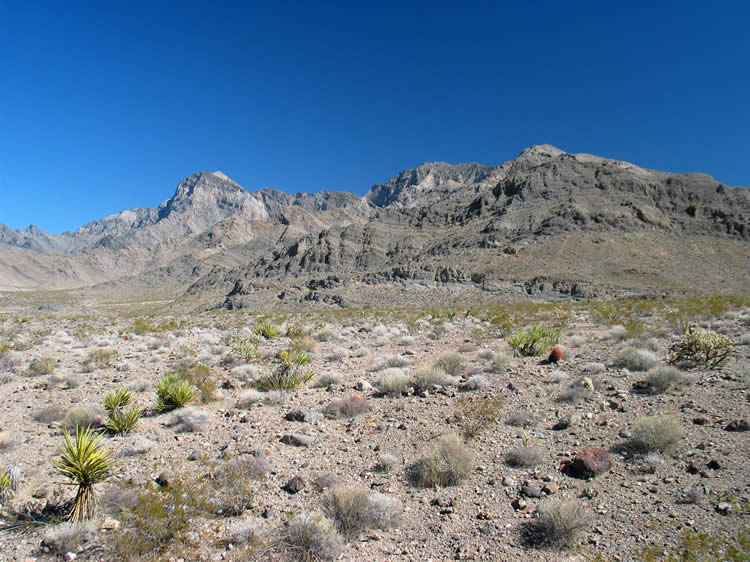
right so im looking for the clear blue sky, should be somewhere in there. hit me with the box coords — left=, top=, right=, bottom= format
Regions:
left=1, top=1, right=748, bottom=234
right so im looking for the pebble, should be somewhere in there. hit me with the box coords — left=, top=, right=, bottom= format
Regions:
left=282, top=476, right=305, bottom=494
left=280, top=433, right=314, bottom=447
left=619, top=429, right=633, bottom=439
left=521, top=485, right=542, bottom=498
left=502, top=476, right=516, bottom=487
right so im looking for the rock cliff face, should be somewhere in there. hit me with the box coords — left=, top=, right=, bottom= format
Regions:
left=1, top=147, right=748, bottom=301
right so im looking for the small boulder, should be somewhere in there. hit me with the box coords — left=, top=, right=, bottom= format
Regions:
left=285, top=409, right=305, bottom=422
left=724, top=420, right=749, bottom=432
left=564, top=447, right=613, bottom=479
left=280, top=433, right=315, bottom=447
left=282, top=476, right=306, bottom=494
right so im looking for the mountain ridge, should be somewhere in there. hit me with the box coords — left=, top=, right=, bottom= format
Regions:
left=0, top=145, right=748, bottom=301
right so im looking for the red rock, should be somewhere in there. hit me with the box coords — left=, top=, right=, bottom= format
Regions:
left=565, top=447, right=613, bottom=479
left=548, top=345, right=564, bottom=362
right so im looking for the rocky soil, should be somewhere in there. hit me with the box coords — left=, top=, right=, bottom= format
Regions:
left=0, top=295, right=748, bottom=561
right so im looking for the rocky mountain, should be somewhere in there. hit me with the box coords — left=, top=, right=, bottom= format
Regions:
left=1, top=147, right=748, bottom=305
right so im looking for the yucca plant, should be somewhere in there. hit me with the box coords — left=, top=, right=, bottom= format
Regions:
left=56, top=426, right=114, bottom=522
left=0, top=465, right=21, bottom=503
left=255, top=349, right=313, bottom=391
left=508, top=325, right=561, bottom=357
left=254, top=320, right=281, bottom=339
left=155, top=375, right=196, bottom=412
left=103, top=387, right=133, bottom=413
left=106, top=405, right=142, bottom=434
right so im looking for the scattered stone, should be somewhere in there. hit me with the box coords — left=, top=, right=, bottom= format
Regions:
left=692, top=417, right=709, bottom=425
left=542, top=483, right=559, bottom=495
left=285, top=409, right=305, bottom=422
left=502, top=476, right=516, bottom=487
left=304, top=412, right=324, bottom=423
left=282, top=476, right=305, bottom=494
left=706, top=459, right=721, bottom=470
left=521, top=485, right=542, bottom=498
left=716, top=502, right=732, bottom=514
left=280, top=434, right=314, bottom=447
left=724, top=420, right=749, bottom=432
left=553, top=413, right=582, bottom=430
left=618, top=429, right=633, bottom=439
left=262, top=506, right=275, bottom=518
left=355, top=380, right=373, bottom=391
left=99, top=517, right=120, bottom=531
left=511, top=498, right=527, bottom=511
left=564, top=448, right=613, bottom=479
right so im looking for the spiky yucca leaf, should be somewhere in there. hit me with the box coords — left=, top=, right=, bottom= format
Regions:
left=56, top=426, right=114, bottom=522
left=106, top=406, right=142, bottom=434
left=103, top=387, right=133, bottom=412
left=155, top=376, right=196, bottom=411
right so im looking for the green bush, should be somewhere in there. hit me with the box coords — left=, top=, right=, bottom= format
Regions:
left=104, top=388, right=133, bottom=413
left=508, top=325, right=561, bottom=357
left=106, top=406, right=141, bottom=435
left=669, top=325, right=734, bottom=369
left=457, top=395, right=504, bottom=439
left=432, top=353, right=466, bottom=375
left=645, top=365, right=685, bottom=394
left=169, top=362, right=217, bottom=403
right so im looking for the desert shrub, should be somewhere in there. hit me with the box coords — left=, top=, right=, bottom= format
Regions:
left=0, top=350, right=23, bottom=371
left=254, top=320, right=280, bottom=339
left=104, top=388, right=134, bottom=413
left=614, top=347, right=660, bottom=371
left=0, top=464, right=21, bottom=502
left=42, top=521, right=98, bottom=554
left=582, top=362, right=605, bottom=376
left=292, top=336, right=319, bottom=353
left=477, top=350, right=495, bottom=361
left=668, top=325, right=735, bottom=369
left=489, top=353, right=511, bottom=374
left=460, top=374, right=489, bottom=391
left=376, top=369, right=410, bottom=397
left=645, top=365, right=685, bottom=394
left=82, top=348, right=117, bottom=371
left=313, top=372, right=343, bottom=389
left=523, top=499, right=590, bottom=549
left=411, top=434, right=473, bottom=487
left=236, top=389, right=286, bottom=408
left=432, top=353, right=466, bottom=375
left=324, top=348, right=346, bottom=362
left=33, top=404, right=67, bottom=424
left=313, top=327, right=337, bottom=342
left=506, top=446, right=545, bottom=468
left=457, top=395, right=504, bottom=439
left=545, top=369, right=569, bottom=384
left=508, top=325, right=561, bottom=357
left=281, top=512, right=344, bottom=561
left=106, top=406, right=142, bottom=435
left=228, top=333, right=262, bottom=361
left=373, top=354, right=411, bottom=371
left=112, top=477, right=211, bottom=559
left=155, top=375, right=196, bottom=412
left=63, top=405, right=104, bottom=431
left=207, top=455, right=268, bottom=516
left=64, top=375, right=80, bottom=389
left=256, top=349, right=313, bottom=391
left=506, top=410, right=540, bottom=428
left=26, top=356, right=56, bottom=376
left=375, top=453, right=398, bottom=473
left=322, top=485, right=400, bottom=540
left=557, top=381, right=592, bottom=404
left=411, top=368, right=457, bottom=392
left=324, top=395, right=369, bottom=419
left=120, top=436, right=156, bottom=457
left=631, top=414, right=681, bottom=453
left=567, top=334, right=587, bottom=348
left=398, top=335, right=415, bottom=346
left=128, top=379, right=151, bottom=393
left=169, top=407, right=209, bottom=432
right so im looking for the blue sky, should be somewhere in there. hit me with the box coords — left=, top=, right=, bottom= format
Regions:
left=1, top=1, right=748, bottom=234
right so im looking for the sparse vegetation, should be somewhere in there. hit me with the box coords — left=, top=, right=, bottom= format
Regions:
left=645, top=365, right=685, bottom=394
left=433, top=353, right=466, bottom=375
left=508, top=325, right=561, bottom=357
left=228, top=333, right=262, bottom=361
left=506, top=445, right=544, bottom=468
left=324, top=395, right=369, bottom=418
left=614, top=347, right=660, bottom=371
left=155, top=375, right=196, bottom=412
left=26, top=356, right=56, bottom=376
left=523, top=498, right=590, bottom=549
left=457, top=395, right=505, bottom=439
left=631, top=414, right=682, bottom=453
left=377, top=369, right=410, bottom=397
left=106, top=406, right=141, bottom=434
left=281, top=512, right=344, bottom=561
left=256, top=349, right=314, bottom=391
left=669, top=325, right=735, bottom=369
left=56, top=426, right=114, bottom=522
left=254, top=320, right=281, bottom=339
left=322, top=485, right=401, bottom=540
left=411, top=434, right=473, bottom=487
left=411, top=368, right=457, bottom=392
